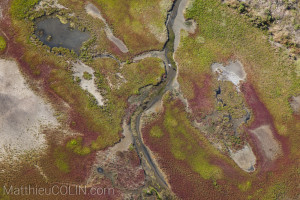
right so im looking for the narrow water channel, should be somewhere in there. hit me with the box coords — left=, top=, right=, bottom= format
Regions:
left=131, top=0, right=187, bottom=189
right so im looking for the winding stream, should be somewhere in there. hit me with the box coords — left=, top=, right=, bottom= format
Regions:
left=129, top=0, right=189, bottom=189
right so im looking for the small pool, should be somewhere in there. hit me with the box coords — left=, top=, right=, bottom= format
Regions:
left=35, top=18, right=90, bottom=54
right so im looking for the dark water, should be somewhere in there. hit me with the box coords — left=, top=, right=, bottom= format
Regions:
left=35, top=18, right=90, bottom=53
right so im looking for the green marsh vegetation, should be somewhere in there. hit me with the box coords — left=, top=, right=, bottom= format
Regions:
left=173, top=0, right=300, bottom=197
left=176, top=0, right=300, bottom=137
left=83, top=71, right=92, bottom=80
left=162, top=96, right=223, bottom=180
left=91, top=0, right=172, bottom=54
left=145, top=93, right=227, bottom=180
left=10, top=0, right=40, bottom=19
left=150, top=126, right=164, bottom=138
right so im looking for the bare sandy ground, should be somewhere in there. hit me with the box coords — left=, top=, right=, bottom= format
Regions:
left=230, top=144, right=256, bottom=172
left=290, top=95, right=300, bottom=114
left=211, top=60, right=247, bottom=91
left=0, top=59, right=58, bottom=161
left=73, top=61, right=105, bottom=106
left=250, top=125, right=282, bottom=161
left=144, top=99, right=164, bottom=116
left=85, top=3, right=129, bottom=53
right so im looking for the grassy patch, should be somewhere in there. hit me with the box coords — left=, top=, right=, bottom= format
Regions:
left=262, top=183, right=286, bottom=200
left=66, top=137, right=91, bottom=156
left=121, top=57, right=165, bottom=95
left=0, top=187, right=9, bottom=200
left=238, top=180, right=252, bottom=192
left=0, top=36, right=6, bottom=51
left=54, top=148, right=70, bottom=173
left=83, top=71, right=92, bottom=80
left=10, top=0, right=40, bottom=19
left=150, top=125, right=164, bottom=138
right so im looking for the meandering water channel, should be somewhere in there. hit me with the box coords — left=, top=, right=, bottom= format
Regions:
left=129, top=0, right=189, bottom=189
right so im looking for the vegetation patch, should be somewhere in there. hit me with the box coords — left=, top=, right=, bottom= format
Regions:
left=54, top=148, right=70, bottom=173
left=163, top=96, right=223, bottom=179
left=91, top=0, right=172, bottom=55
left=149, top=125, right=164, bottom=138
left=238, top=180, right=251, bottom=192
left=66, top=137, right=91, bottom=156
left=121, top=57, right=165, bottom=95
left=10, top=0, right=40, bottom=19
left=0, top=36, right=6, bottom=51
left=83, top=71, right=92, bottom=80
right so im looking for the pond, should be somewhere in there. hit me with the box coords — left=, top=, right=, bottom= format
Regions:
left=35, top=18, right=90, bottom=54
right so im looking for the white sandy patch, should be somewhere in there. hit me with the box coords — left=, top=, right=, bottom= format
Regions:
left=250, top=125, right=282, bottom=161
left=35, top=0, right=67, bottom=10
left=211, top=60, right=247, bottom=91
left=290, top=95, right=300, bottom=113
left=230, top=144, right=256, bottom=172
left=0, top=59, right=58, bottom=161
left=85, top=3, right=129, bottom=53
left=72, top=61, right=105, bottom=106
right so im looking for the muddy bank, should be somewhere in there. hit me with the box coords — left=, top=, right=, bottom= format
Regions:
left=172, top=0, right=196, bottom=51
